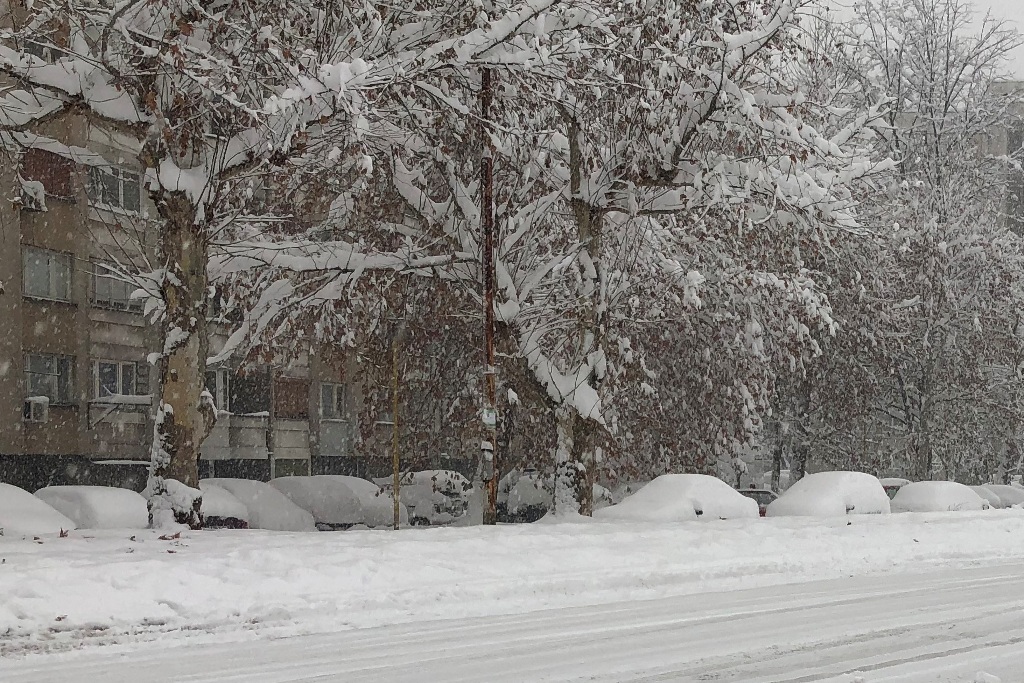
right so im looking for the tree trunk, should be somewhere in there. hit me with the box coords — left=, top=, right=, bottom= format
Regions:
left=771, top=431, right=784, bottom=492
left=147, top=193, right=216, bottom=529
left=572, top=415, right=596, bottom=516
left=912, top=429, right=932, bottom=482
left=553, top=405, right=581, bottom=515
left=791, top=440, right=808, bottom=484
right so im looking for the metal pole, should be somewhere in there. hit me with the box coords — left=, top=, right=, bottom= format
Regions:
left=392, top=331, right=401, bottom=530
left=480, top=67, right=498, bottom=525
left=267, top=367, right=276, bottom=480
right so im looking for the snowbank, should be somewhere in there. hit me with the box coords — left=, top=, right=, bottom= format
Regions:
left=1, top=511, right=1023, bottom=656
left=0, top=483, right=76, bottom=536
left=199, top=482, right=250, bottom=526
left=271, top=476, right=407, bottom=528
left=594, top=474, right=758, bottom=522
left=203, top=478, right=315, bottom=531
left=35, top=486, right=148, bottom=529
left=767, top=471, right=891, bottom=517
left=981, top=484, right=1024, bottom=508
left=891, top=481, right=988, bottom=513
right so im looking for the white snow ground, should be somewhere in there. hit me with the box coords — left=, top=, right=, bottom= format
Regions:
left=1, top=510, right=1024, bottom=682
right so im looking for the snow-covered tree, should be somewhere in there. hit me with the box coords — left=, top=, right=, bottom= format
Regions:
left=835, top=0, right=1024, bottom=481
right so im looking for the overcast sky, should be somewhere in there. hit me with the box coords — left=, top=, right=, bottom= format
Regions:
left=828, top=0, right=1024, bottom=77
left=979, top=0, right=1024, bottom=75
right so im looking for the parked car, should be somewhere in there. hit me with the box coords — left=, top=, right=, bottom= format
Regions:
left=0, top=482, right=76, bottom=536
left=981, top=484, right=1024, bottom=508
left=890, top=481, right=989, bottom=513
left=737, top=488, right=779, bottom=517
left=271, top=475, right=408, bottom=529
left=595, top=474, right=759, bottom=522
left=970, top=485, right=1004, bottom=509
left=879, top=477, right=911, bottom=500
left=376, top=470, right=472, bottom=526
left=497, top=468, right=552, bottom=523
left=199, top=482, right=251, bottom=529
left=35, top=485, right=148, bottom=529
left=767, top=471, right=891, bottom=517
left=202, top=478, right=316, bottom=531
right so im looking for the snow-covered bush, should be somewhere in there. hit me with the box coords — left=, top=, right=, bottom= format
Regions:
left=35, top=486, right=147, bottom=529
left=202, top=478, right=315, bottom=531
left=594, top=474, right=758, bottom=522
left=890, top=481, right=988, bottom=513
left=767, top=472, right=891, bottom=517
left=198, top=483, right=250, bottom=529
left=1, top=483, right=75, bottom=536
left=271, top=476, right=407, bottom=529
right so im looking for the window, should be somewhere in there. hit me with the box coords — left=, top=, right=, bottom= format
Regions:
left=94, top=360, right=138, bottom=398
left=230, top=369, right=269, bottom=415
left=275, top=378, right=309, bottom=420
left=205, top=369, right=231, bottom=412
left=25, top=353, right=74, bottom=405
left=21, top=148, right=74, bottom=198
left=23, top=247, right=71, bottom=301
left=320, top=383, right=347, bottom=420
left=87, top=166, right=141, bottom=213
left=92, top=263, right=143, bottom=312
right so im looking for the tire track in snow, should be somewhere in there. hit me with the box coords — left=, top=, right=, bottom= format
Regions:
left=2, top=563, right=1024, bottom=682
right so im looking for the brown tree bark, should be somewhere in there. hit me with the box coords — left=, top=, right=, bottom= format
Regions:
left=147, top=191, right=216, bottom=528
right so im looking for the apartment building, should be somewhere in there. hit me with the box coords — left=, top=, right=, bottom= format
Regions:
left=0, top=114, right=368, bottom=492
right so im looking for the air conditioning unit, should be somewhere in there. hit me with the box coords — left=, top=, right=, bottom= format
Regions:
left=24, top=397, right=49, bottom=423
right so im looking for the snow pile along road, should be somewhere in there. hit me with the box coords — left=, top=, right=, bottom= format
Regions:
left=0, top=511, right=1023, bottom=656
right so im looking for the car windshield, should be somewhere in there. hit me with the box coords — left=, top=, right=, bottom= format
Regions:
left=740, top=490, right=775, bottom=505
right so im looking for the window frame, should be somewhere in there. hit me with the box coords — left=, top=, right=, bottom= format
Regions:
left=91, top=262, right=143, bottom=313
left=205, top=368, right=231, bottom=412
left=86, top=165, right=142, bottom=214
left=320, top=382, right=347, bottom=421
left=22, top=246, right=72, bottom=302
left=93, top=359, right=139, bottom=398
left=24, top=352, right=74, bottom=406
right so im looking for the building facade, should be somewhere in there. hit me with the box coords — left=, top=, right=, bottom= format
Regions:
left=0, top=114, right=367, bottom=492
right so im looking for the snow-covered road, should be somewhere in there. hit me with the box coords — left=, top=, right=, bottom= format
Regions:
left=2, top=512, right=1024, bottom=681
left=2, top=563, right=1023, bottom=682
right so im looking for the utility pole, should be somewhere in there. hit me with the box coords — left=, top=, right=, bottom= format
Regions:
left=480, top=67, right=498, bottom=525
left=391, top=322, right=406, bottom=530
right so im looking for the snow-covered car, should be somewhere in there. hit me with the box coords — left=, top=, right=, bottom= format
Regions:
left=271, top=475, right=408, bottom=529
left=202, top=478, right=316, bottom=531
left=594, top=474, right=759, bottom=522
left=0, top=482, right=76, bottom=536
left=981, top=484, right=1024, bottom=509
left=766, top=471, right=891, bottom=517
left=890, top=481, right=989, bottom=513
left=35, top=485, right=148, bottom=529
left=497, top=468, right=553, bottom=523
left=737, top=488, right=779, bottom=517
left=970, top=485, right=1004, bottom=509
left=879, top=477, right=911, bottom=500
left=199, top=482, right=250, bottom=529
left=376, top=470, right=471, bottom=526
